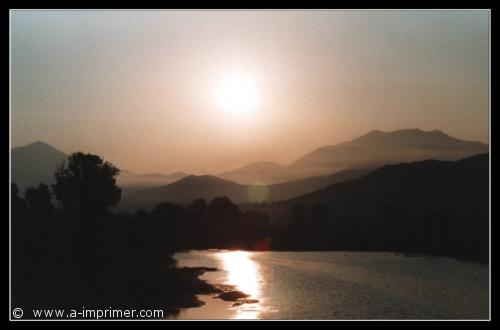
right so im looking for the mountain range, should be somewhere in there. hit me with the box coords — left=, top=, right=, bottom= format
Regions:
left=214, top=129, right=488, bottom=184
left=293, top=129, right=487, bottom=169
left=11, top=128, right=488, bottom=207
left=117, top=168, right=370, bottom=212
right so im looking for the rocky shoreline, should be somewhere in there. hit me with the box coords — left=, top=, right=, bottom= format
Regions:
left=172, top=266, right=259, bottom=314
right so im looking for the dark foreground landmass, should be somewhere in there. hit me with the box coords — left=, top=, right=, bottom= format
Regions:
left=10, top=153, right=488, bottom=319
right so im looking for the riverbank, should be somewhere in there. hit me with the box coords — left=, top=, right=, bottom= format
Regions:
left=167, top=265, right=258, bottom=318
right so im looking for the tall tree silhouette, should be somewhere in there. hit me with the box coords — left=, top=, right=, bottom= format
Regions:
left=52, top=152, right=121, bottom=216
left=50, top=152, right=121, bottom=307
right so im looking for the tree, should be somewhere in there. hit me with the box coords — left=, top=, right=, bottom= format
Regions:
left=150, top=202, right=188, bottom=250
left=188, top=198, right=207, bottom=217
left=52, top=152, right=121, bottom=216
left=11, top=183, right=27, bottom=216
left=308, top=204, right=332, bottom=250
left=207, top=197, right=242, bottom=248
left=208, top=196, right=240, bottom=220
left=25, top=183, right=54, bottom=218
left=290, top=203, right=308, bottom=228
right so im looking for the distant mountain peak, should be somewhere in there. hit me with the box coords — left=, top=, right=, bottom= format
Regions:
left=177, top=174, right=234, bottom=184
left=13, top=141, right=67, bottom=157
left=360, top=128, right=446, bottom=137
left=119, top=173, right=245, bottom=210
left=290, top=128, right=488, bottom=173
left=11, top=141, right=68, bottom=192
left=350, top=128, right=458, bottom=144
left=16, top=140, right=65, bottom=153
left=30, top=140, right=51, bottom=147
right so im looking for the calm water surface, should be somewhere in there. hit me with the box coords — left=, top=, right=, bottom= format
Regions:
left=173, top=251, right=489, bottom=320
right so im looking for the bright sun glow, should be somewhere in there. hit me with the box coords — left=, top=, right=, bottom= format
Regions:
left=214, top=72, right=260, bottom=115
left=218, top=251, right=260, bottom=297
left=217, top=251, right=264, bottom=319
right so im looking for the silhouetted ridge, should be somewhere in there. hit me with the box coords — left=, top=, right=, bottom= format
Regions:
left=172, top=175, right=241, bottom=187
left=351, top=128, right=461, bottom=145
left=14, top=140, right=66, bottom=155
left=119, top=175, right=246, bottom=211
left=290, top=128, right=488, bottom=176
left=363, top=153, right=489, bottom=180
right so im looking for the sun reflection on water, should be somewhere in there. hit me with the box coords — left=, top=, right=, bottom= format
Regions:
left=216, top=251, right=264, bottom=319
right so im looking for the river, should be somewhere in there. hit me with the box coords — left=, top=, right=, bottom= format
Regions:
left=172, top=251, right=489, bottom=320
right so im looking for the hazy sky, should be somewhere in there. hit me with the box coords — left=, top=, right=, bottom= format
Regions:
left=11, top=10, right=489, bottom=174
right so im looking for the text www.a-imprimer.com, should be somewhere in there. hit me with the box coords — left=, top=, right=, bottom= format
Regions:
left=24, top=308, right=164, bottom=319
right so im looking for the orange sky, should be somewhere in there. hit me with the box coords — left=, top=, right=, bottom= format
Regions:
left=11, top=10, right=489, bottom=174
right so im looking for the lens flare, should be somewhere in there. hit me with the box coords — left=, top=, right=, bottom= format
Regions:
left=247, top=184, right=269, bottom=203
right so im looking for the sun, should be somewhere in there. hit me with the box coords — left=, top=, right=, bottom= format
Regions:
left=214, top=71, right=260, bottom=115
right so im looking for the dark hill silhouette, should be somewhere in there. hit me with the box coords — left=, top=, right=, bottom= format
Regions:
left=265, top=168, right=370, bottom=202
left=119, top=169, right=370, bottom=212
left=119, top=175, right=247, bottom=211
left=269, top=153, right=488, bottom=220
left=264, top=154, right=489, bottom=260
left=11, top=141, right=67, bottom=192
left=289, top=128, right=488, bottom=177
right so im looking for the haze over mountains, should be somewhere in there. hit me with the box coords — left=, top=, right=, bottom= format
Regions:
left=11, top=142, right=187, bottom=194
left=216, top=129, right=488, bottom=183
left=11, top=128, right=488, bottom=207
left=114, top=128, right=489, bottom=212
left=118, top=168, right=370, bottom=212
left=117, top=170, right=188, bottom=195
left=289, top=128, right=488, bottom=176
left=218, top=161, right=289, bottom=184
